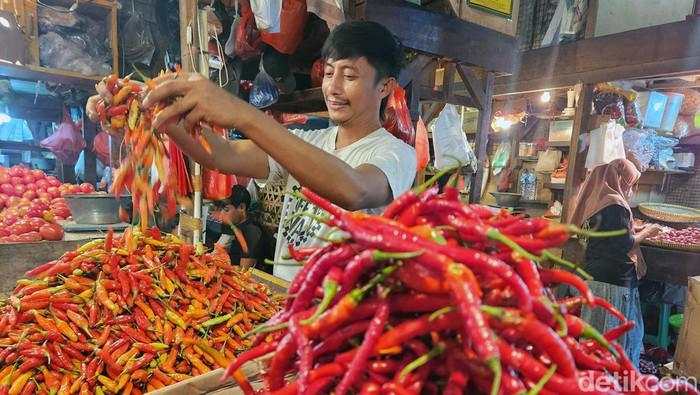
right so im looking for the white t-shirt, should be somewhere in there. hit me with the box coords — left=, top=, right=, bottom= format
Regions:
left=264, top=126, right=416, bottom=281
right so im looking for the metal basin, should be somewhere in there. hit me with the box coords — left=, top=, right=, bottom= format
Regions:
left=490, top=192, right=522, bottom=207
left=64, top=193, right=132, bottom=225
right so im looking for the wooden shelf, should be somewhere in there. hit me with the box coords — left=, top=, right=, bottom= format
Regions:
left=544, top=182, right=565, bottom=190
left=548, top=141, right=570, bottom=149
left=518, top=156, right=539, bottom=162
left=0, top=62, right=100, bottom=90
left=0, top=141, right=50, bottom=152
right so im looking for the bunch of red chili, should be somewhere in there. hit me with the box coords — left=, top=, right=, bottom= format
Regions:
left=223, top=174, right=698, bottom=395
left=0, top=227, right=281, bottom=394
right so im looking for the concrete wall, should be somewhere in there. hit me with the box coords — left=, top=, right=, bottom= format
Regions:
left=595, top=0, right=694, bottom=37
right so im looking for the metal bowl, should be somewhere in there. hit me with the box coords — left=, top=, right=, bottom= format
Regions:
left=490, top=192, right=522, bottom=207
left=64, top=193, right=132, bottom=225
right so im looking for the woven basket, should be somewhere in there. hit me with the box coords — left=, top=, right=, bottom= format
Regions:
left=642, top=239, right=700, bottom=252
left=638, top=203, right=700, bottom=223
left=259, top=181, right=287, bottom=235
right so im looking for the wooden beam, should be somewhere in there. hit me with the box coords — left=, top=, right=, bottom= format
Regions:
left=0, top=141, right=50, bottom=153
left=398, top=55, right=434, bottom=87
left=494, top=18, right=700, bottom=95
left=269, top=88, right=327, bottom=113
left=561, top=83, right=594, bottom=221
left=584, top=0, right=598, bottom=39
left=423, top=102, right=445, bottom=124
left=84, top=118, right=98, bottom=185
left=455, top=64, right=485, bottom=110
left=364, top=0, right=517, bottom=73
left=407, top=82, right=420, bottom=122
left=179, top=0, right=199, bottom=73
left=0, top=63, right=99, bottom=90
left=469, top=72, right=494, bottom=203
left=420, top=87, right=477, bottom=108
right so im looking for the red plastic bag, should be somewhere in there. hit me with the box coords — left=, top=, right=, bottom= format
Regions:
left=310, top=58, right=324, bottom=88
left=260, top=0, right=308, bottom=55
left=235, top=0, right=263, bottom=60
left=383, top=86, right=415, bottom=146
left=204, top=169, right=237, bottom=201
left=415, top=116, right=429, bottom=171
left=92, top=131, right=110, bottom=166
left=40, top=109, right=86, bottom=165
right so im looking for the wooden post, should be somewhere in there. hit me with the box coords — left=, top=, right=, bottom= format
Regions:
left=561, top=83, right=594, bottom=221
left=469, top=72, right=494, bottom=203
left=83, top=117, right=98, bottom=185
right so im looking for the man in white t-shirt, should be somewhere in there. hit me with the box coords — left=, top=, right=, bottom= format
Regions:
left=87, top=21, right=416, bottom=280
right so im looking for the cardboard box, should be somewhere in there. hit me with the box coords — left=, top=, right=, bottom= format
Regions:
left=150, top=363, right=265, bottom=394
left=673, top=276, right=700, bottom=378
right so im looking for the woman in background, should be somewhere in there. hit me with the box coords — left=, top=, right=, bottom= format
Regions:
left=567, top=158, right=661, bottom=368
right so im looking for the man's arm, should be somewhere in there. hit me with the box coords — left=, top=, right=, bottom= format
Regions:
left=145, top=75, right=396, bottom=210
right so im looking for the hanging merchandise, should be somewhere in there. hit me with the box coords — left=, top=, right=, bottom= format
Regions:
left=234, top=0, right=263, bottom=60
left=250, top=0, right=282, bottom=32
left=382, top=86, right=415, bottom=146
left=534, top=149, right=562, bottom=173
left=169, top=139, right=192, bottom=196
left=519, top=169, right=537, bottom=201
left=249, top=61, right=280, bottom=108
left=585, top=120, right=626, bottom=170
left=415, top=116, right=429, bottom=171
left=491, top=142, right=511, bottom=176
left=92, top=131, right=111, bottom=166
left=121, top=7, right=156, bottom=66
left=432, top=104, right=477, bottom=171
left=204, top=169, right=237, bottom=200
left=260, top=0, right=308, bottom=55
left=40, top=109, right=86, bottom=165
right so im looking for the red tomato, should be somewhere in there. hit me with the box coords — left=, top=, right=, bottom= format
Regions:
left=0, top=173, right=10, bottom=185
left=79, top=183, right=95, bottom=193
left=46, top=177, right=61, bottom=187
left=22, top=190, right=36, bottom=201
left=9, top=177, right=22, bottom=186
left=11, top=222, right=32, bottom=235
left=21, top=174, right=33, bottom=185
left=58, top=185, right=69, bottom=196
left=37, top=192, right=51, bottom=201
left=31, top=169, right=45, bottom=181
left=69, top=185, right=82, bottom=195
left=8, top=166, right=25, bottom=178
left=18, top=231, right=42, bottom=242
left=0, top=184, right=14, bottom=196
left=13, top=184, right=25, bottom=196
left=0, top=229, right=9, bottom=238
left=38, top=223, right=63, bottom=241
left=46, top=186, right=59, bottom=198
left=52, top=206, right=71, bottom=219
left=25, top=182, right=36, bottom=191
left=28, top=217, right=46, bottom=230
left=35, top=179, right=48, bottom=190
left=51, top=198, right=66, bottom=205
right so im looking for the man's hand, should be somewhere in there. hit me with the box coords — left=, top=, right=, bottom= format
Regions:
left=143, top=73, right=254, bottom=132
left=85, top=95, right=119, bottom=135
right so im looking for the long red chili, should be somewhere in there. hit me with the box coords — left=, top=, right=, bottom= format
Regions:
left=540, top=268, right=595, bottom=303
left=335, top=300, right=389, bottom=395
left=289, top=315, right=313, bottom=394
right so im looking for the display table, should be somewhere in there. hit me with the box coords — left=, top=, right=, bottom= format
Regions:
left=0, top=231, right=108, bottom=294
left=641, top=245, right=700, bottom=286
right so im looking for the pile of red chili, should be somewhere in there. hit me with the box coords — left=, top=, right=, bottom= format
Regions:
left=0, top=228, right=281, bottom=394
left=224, top=176, right=698, bottom=395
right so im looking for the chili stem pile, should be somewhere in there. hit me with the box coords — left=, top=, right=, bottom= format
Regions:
left=225, top=175, right=698, bottom=395
left=0, top=227, right=280, bottom=394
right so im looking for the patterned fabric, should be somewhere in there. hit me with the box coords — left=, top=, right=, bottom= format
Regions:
left=581, top=281, right=645, bottom=368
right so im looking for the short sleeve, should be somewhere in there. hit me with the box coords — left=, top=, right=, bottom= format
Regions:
left=364, top=142, right=417, bottom=199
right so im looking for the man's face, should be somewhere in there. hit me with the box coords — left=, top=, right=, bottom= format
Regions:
left=322, top=57, right=391, bottom=125
left=219, top=204, right=245, bottom=225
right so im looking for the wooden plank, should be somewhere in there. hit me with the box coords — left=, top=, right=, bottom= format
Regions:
left=398, top=55, right=433, bottom=87
left=420, top=87, right=477, bottom=108
left=84, top=118, right=98, bottom=184
left=561, top=83, right=593, bottom=222
left=268, top=88, right=327, bottom=113
left=469, top=72, right=494, bottom=203
left=179, top=0, right=198, bottom=73
left=0, top=141, right=49, bottom=152
left=109, top=4, right=119, bottom=76
left=584, top=0, right=598, bottom=39
left=407, top=81, right=420, bottom=122
left=455, top=64, right=485, bottom=110
left=0, top=63, right=99, bottom=89
left=642, top=245, right=700, bottom=286
left=494, top=18, right=700, bottom=95
left=364, top=0, right=517, bottom=73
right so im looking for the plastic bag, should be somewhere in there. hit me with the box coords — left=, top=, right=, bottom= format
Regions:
left=40, top=109, right=86, bottom=165
left=585, top=120, right=626, bottom=170
left=92, top=131, right=111, bottom=166
left=234, top=0, right=263, bottom=60
left=383, top=86, right=415, bottom=146
left=432, top=104, right=477, bottom=171
left=204, top=169, right=237, bottom=200
left=623, top=129, right=654, bottom=171
left=491, top=142, right=511, bottom=176
left=535, top=149, right=562, bottom=173
left=260, top=0, right=308, bottom=54
left=310, top=58, right=324, bottom=88
left=122, top=12, right=156, bottom=66
left=39, top=32, right=112, bottom=76
left=250, top=0, right=282, bottom=32
left=249, top=65, right=279, bottom=108
left=415, top=116, right=429, bottom=171
left=623, top=97, right=641, bottom=128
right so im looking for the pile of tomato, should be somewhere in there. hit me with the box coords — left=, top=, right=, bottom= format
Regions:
left=0, top=166, right=94, bottom=243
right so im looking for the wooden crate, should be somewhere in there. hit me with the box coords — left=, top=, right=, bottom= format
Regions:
left=0, top=0, right=39, bottom=63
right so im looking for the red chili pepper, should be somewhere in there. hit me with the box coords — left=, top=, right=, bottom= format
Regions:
left=375, top=310, right=459, bottom=352
left=540, top=269, right=595, bottom=303
left=604, top=321, right=635, bottom=342
left=563, top=336, right=621, bottom=372
left=121, top=325, right=151, bottom=343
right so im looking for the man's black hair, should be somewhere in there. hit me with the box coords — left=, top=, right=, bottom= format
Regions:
left=229, top=185, right=251, bottom=210
left=321, top=21, right=403, bottom=83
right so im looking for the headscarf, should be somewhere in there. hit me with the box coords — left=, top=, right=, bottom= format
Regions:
left=566, top=158, right=646, bottom=278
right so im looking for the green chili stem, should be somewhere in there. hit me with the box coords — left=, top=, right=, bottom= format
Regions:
left=568, top=225, right=627, bottom=238
left=486, top=229, right=539, bottom=262
left=415, top=164, right=461, bottom=193
left=300, top=280, right=338, bottom=325
left=372, top=250, right=423, bottom=261
left=582, top=323, right=619, bottom=358
left=526, top=363, right=557, bottom=395
left=429, top=306, right=453, bottom=321
left=487, top=357, right=502, bottom=395
left=398, top=343, right=446, bottom=381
